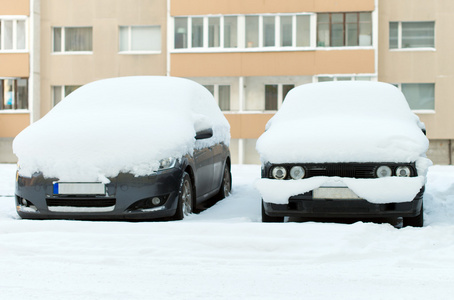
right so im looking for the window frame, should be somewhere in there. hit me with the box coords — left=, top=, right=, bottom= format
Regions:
left=393, top=83, right=435, bottom=113
left=0, top=77, right=29, bottom=111
left=0, top=17, right=28, bottom=52
left=264, top=83, right=295, bottom=111
left=389, top=21, right=435, bottom=51
left=118, top=25, right=162, bottom=54
left=316, top=12, right=373, bottom=48
left=172, top=13, right=315, bottom=52
left=52, top=85, right=81, bottom=106
left=203, top=84, right=232, bottom=111
left=52, top=26, right=93, bottom=54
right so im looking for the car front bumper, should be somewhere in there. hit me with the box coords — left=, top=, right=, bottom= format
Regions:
left=15, top=168, right=183, bottom=221
left=263, top=187, right=424, bottom=219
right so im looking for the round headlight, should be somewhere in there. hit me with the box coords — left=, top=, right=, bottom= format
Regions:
left=290, top=166, right=305, bottom=180
left=396, top=166, right=411, bottom=177
left=376, top=166, right=392, bottom=178
left=272, top=166, right=287, bottom=180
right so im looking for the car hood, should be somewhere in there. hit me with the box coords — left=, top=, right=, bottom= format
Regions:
left=256, top=116, right=429, bottom=164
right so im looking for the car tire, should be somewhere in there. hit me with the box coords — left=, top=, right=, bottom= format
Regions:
left=172, top=172, right=194, bottom=220
left=215, top=163, right=232, bottom=200
left=403, top=203, right=424, bottom=227
left=261, top=200, right=284, bottom=223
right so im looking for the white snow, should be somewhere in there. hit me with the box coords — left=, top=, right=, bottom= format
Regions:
left=13, top=76, right=230, bottom=182
left=2, top=164, right=454, bottom=299
left=256, top=176, right=425, bottom=204
left=257, top=81, right=428, bottom=164
left=256, top=81, right=431, bottom=204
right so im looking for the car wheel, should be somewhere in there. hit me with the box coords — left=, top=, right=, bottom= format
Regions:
left=216, top=164, right=232, bottom=200
left=403, top=203, right=424, bottom=227
left=172, top=172, right=194, bottom=220
left=261, top=200, right=284, bottom=223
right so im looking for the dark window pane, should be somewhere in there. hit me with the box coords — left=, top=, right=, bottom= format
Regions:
left=389, top=22, right=398, bottom=49
left=263, top=16, right=275, bottom=47
left=53, top=27, right=62, bottom=52
left=65, top=27, right=92, bottom=51
left=192, top=17, right=204, bottom=47
left=282, top=85, right=294, bottom=101
left=265, top=85, right=278, bottom=110
left=246, top=16, right=259, bottom=48
left=219, top=85, right=230, bottom=111
left=174, top=17, right=188, bottom=49
left=203, top=85, right=214, bottom=95
left=224, top=16, right=238, bottom=48
left=17, top=79, right=28, bottom=109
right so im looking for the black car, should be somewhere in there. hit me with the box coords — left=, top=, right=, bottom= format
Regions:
left=256, top=81, right=431, bottom=227
left=14, top=76, right=231, bottom=220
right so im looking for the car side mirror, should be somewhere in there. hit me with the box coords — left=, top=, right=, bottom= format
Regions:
left=195, top=128, right=213, bottom=140
left=422, top=128, right=426, bottom=135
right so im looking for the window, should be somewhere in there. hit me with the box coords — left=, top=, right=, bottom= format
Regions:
left=208, top=17, right=220, bottom=48
left=317, top=12, right=372, bottom=47
left=398, top=83, right=435, bottom=110
left=52, top=85, right=81, bottom=106
left=174, top=17, right=188, bottom=49
left=0, top=19, right=27, bottom=51
left=224, top=16, right=237, bottom=48
left=53, top=27, right=93, bottom=53
left=203, top=85, right=231, bottom=111
left=245, top=16, right=259, bottom=48
left=265, top=84, right=294, bottom=110
left=119, top=25, right=161, bottom=52
left=173, top=14, right=311, bottom=50
left=389, top=21, right=434, bottom=49
left=0, top=78, right=28, bottom=110
left=316, top=75, right=373, bottom=82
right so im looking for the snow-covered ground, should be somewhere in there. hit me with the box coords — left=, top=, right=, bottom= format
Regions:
left=1, top=163, right=454, bottom=299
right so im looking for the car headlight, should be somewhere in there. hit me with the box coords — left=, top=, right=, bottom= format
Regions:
left=272, top=166, right=287, bottom=180
left=159, top=157, right=177, bottom=170
left=396, top=166, right=411, bottom=177
left=376, top=165, right=392, bottom=178
left=290, top=166, right=305, bottom=180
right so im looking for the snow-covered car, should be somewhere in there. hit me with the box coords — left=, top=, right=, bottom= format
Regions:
left=13, top=76, right=231, bottom=220
left=256, top=81, right=431, bottom=227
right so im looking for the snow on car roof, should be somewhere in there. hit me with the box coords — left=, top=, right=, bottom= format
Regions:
left=13, top=76, right=230, bottom=181
left=256, top=81, right=429, bottom=164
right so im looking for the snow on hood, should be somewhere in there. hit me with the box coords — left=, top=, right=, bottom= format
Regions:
left=256, top=81, right=429, bottom=164
left=13, top=76, right=230, bottom=181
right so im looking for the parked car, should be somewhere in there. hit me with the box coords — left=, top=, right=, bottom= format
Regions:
left=256, top=81, right=431, bottom=227
left=14, top=76, right=231, bottom=220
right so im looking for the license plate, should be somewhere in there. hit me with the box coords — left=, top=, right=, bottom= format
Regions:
left=313, top=187, right=361, bottom=200
left=53, top=182, right=106, bottom=195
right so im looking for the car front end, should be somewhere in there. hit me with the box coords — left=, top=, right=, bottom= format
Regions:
left=15, top=158, right=187, bottom=221
left=257, top=161, right=425, bottom=225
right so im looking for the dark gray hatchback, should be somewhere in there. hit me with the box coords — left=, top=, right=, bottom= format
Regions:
left=14, top=76, right=231, bottom=220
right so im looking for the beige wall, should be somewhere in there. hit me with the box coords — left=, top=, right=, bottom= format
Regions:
left=172, top=50, right=375, bottom=77
left=0, top=0, right=29, bottom=15
left=0, top=54, right=29, bottom=78
left=40, top=0, right=167, bottom=116
left=225, top=113, right=274, bottom=139
left=0, top=114, right=30, bottom=138
left=171, top=0, right=374, bottom=15
left=378, top=0, right=454, bottom=140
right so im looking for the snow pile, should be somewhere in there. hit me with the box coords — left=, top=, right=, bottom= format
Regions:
left=13, top=76, right=230, bottom=181
left=256, top=176, right=425, bottom=204
left=255, top=81, right=431, bottom=204
left=257, top=81, right=429, bottom=164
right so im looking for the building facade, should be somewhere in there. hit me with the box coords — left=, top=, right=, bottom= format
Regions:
left=0, top=0, right=38, bottom=162
left=378, top=0, right=454, bottom=164
left=170, top=0, right=378, bottom=164
left=1, top=0, right=454, bottom=165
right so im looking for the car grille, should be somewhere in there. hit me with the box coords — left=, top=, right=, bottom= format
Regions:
left=266, top=163, right=416, bottom=179
left=46, top=197, right=116, bottom=208
left=305, top=164, right=376, bottom=178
